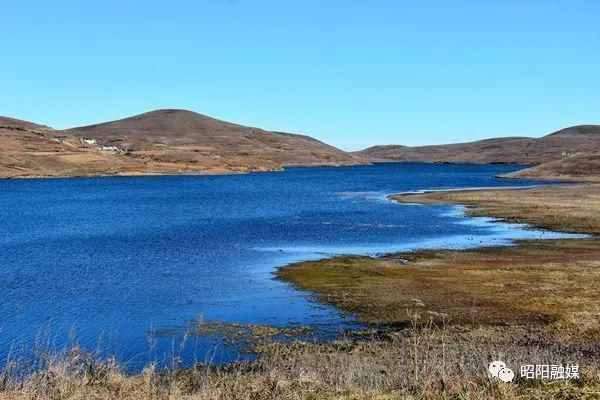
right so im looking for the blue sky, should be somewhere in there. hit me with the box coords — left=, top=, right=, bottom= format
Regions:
left=1, top=1, right=598, bottom=150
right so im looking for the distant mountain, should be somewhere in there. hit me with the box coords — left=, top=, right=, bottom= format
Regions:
left=354, top=125, right=600, bottom=164
left=0, top=110, right=364, bottom=178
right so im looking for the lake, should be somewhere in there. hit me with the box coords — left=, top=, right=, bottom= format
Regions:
left=0, top=163, right=579, bottom=369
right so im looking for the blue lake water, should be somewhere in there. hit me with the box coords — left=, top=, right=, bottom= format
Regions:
left=0, top=163, right=580, bottom=369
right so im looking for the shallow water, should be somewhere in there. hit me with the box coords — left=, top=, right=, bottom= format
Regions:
left=0, top=163, right=581, bottom=368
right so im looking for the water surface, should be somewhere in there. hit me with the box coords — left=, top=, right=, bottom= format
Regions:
left=0, top=163, right=579, bottom=368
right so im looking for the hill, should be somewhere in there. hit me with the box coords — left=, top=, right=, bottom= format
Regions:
left=355, top=125, right=600, bottom=164
left=0, top=116, right=52, bottom=131
left=502, top=150, right=600, bottom=181
left=3, top=114, right=598, bottom=179
left=0, top=118, right=150, bottom=178
left=0, top=110, right=364, bottom=178
left=64, top=109, right=363, bottom=174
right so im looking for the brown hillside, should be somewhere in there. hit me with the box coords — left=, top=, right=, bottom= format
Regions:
left=355, top=137, right=535, bottom=163
left=0, top=121, right=151, bottom=179
left=64, top=109, right=362, bottom=172
left=0, top=110, right=365, bottom=178
left=355, top=125, right=600, bottom=164
left=502, top=150, right=600, bottom=182
left=0, top=116, right=52, bottom=131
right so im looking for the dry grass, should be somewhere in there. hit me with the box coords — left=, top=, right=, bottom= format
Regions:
left=281, top=184, right=600, bottom=333
left=503, top=150, right=600, bottom=182
left=2, top=322, right=599, bottom=400
left=278, top=239, right=600, bottom=337
left=391, top=184, right=600, bottom=234
left=271, top=184, right=600, bottom=398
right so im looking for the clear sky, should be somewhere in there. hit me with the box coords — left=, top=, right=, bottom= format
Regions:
left=1, top=1, right=598, bottom=150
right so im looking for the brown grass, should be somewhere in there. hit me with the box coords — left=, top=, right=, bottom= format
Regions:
left=502, top=150, right=600, bottom=182
left=278, top=239, right=600, bottom=337
left=392, top=184, right=600, bottom=234
left=2, top=322, right=599, bottom=400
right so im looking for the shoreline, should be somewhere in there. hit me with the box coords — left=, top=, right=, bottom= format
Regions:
left=388, top=183, right=564, bottom=198
left=277, top=182, right=600, bottom=330
left=390, top=183, right=600, bottom=234
left=0, top=162, right=370, bottom=181
left=0, top=160, right=535, bottom=181
left=0, top=169, right=254, bottom=180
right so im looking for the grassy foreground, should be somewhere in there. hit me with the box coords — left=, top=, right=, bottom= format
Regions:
left=274, top=183, right=600, bottom=398
left=3, top=324, right=600, bottom=400
left=4, top=184, right=600, bottom=399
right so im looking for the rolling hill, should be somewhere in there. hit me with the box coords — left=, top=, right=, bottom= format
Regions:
left=2, top=113, right=599, bottom=180
left=0, top=117, right=151, bottom=178
left=354, top=125, right=600, bottom=164
left=502, top=150, right=600, bottom=181
left=0, top=110, right=364, bottom=178
left=0, top=116, right=52, bottom=131
left=65, top=109, right=362, bottom=173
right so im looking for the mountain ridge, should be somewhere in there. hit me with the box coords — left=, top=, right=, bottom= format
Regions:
left=354, top=125, right=600, bottom=164
left=1, top=111, right=598, bottom=180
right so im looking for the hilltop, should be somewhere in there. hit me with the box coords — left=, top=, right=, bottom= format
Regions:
left=0, top=116, right=52, bottom=131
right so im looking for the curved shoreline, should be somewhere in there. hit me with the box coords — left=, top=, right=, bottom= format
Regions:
left=389, top=183, right=600, bottom=235
left=277, top=183, right=600, bottom=328
left=388, top=183, right=558, bottom=197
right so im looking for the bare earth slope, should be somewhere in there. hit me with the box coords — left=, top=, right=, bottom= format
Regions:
left=4, top=114, right=598, bottom=179
left=0, top=118, right=150, bottom=178
left=355, top=125, right=600, bottom=164
left=0, top=116, right=52, bottom=131
left=502, top=150, right=600, bottom=181
left=355, top=137, right=535, bottom=163
left=65, top=109, right=363, bottom=173
left=0, top=110, right=364, bottom=178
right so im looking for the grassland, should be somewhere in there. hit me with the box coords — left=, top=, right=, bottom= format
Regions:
left=278, top=239, right=600, bottom=335
left=393, top=184, right=600, bottom=234
left=278, top=184, right=600, bottom=331
left=273, top=183, right=600, bottom=398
